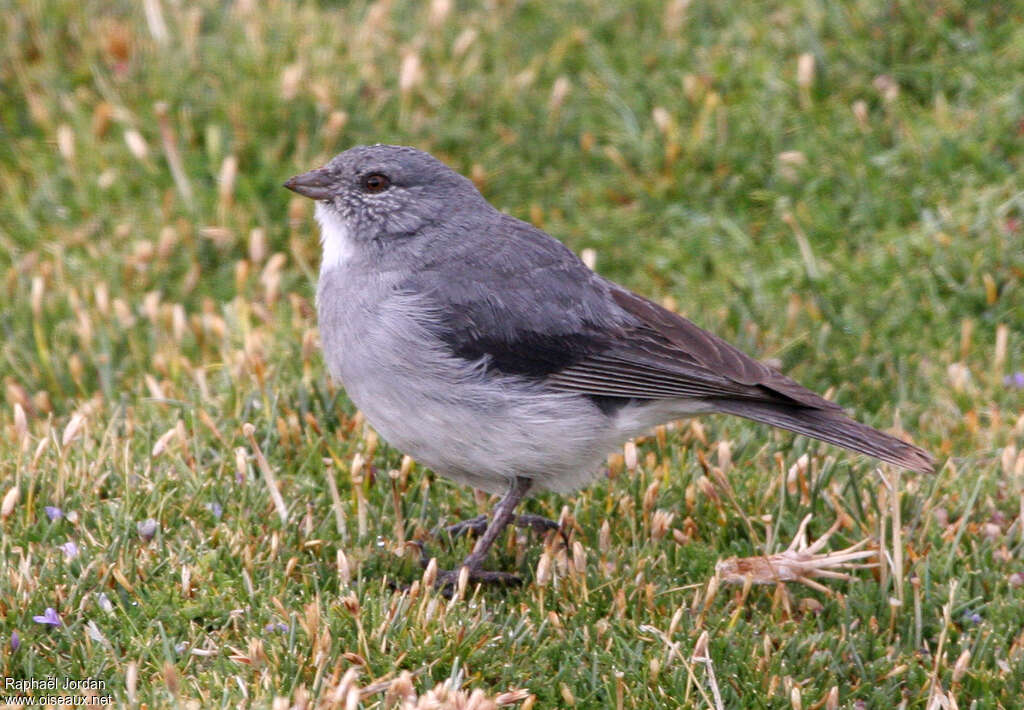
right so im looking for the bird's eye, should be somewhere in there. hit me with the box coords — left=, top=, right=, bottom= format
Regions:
left=361, top=173, right=391, bottom=193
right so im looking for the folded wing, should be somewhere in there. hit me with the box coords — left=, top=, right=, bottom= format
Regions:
left=548, top=287, right=933, bottom=473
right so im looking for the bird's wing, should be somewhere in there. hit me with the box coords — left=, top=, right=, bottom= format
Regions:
left=547, top=286, right=844, bottom=411
left=547, top=286, right=935, bottom=473
left=409, top=214, right=835, bottom=411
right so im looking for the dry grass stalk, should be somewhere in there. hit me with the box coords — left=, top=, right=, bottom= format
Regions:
left=639, top=623, right=717, bottom=710
left=927, top=580, right=960, bottom=708
left=879, top=466, right=905, bottom=603
left=715, top=515, right=876, bottom=594
left=691, top=631, right=725, bottom=710
left=325, top=461, right=348, bottom=541
left=243, top=422, right=289, bottom=523
left=154, top=102, right=193, bottom=208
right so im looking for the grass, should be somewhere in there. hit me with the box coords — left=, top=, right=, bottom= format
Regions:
left=1, top=0, right=1023, bottom=706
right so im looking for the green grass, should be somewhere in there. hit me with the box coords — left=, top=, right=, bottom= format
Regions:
left=1, top=0, right=1023, bottom=706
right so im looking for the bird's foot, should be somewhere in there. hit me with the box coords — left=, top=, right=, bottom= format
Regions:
left=408, top=541, right=522, bottom=594
left=443, top=514, right=489, bottom=538
left=403, top=478, right=554, bottom=595
left=434, top=567, right=522, bottom=591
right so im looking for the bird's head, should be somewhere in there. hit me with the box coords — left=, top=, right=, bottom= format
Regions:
left=286, top=145, right=485, bottom=267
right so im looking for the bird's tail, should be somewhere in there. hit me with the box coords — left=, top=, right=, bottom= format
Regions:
left=711, top=400, right=934, bottom=473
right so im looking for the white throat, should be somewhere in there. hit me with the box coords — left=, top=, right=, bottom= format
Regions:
left=315, top=202, right=356, bottom=273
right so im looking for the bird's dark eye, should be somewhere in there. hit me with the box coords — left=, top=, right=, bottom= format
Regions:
left=361, top=173, right=391, bottom=193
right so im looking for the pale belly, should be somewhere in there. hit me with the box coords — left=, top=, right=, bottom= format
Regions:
left=344, top=364, right=614, bottom=494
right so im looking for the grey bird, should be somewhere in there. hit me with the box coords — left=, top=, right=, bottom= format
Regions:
left=285, top=144, right=933, bottom=586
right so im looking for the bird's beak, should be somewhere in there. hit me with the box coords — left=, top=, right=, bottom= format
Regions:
left=284, top=167, right=334, bottom=200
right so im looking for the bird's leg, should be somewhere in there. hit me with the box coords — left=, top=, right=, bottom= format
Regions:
left=461, top=476, right=532, bottom=570
left=432, top=476, right=534, bottom=589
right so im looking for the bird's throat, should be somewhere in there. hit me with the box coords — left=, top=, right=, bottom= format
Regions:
left=314, top=203, right=356, bottom=274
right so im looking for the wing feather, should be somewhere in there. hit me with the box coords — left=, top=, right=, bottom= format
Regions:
left=545, top=286, right=843, bottom=411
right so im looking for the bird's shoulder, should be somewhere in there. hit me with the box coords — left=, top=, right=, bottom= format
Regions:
left=399, top=213, right=620, bottom=377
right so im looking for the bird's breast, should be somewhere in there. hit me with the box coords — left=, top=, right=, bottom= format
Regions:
left=315, top=271, right=615, bottom=492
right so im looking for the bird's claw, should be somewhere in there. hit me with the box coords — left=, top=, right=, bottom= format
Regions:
left=405, top=541, right=523, bottom=593
left=434, top=567, right=523, bottom=596
left=444, top=514, right=489, bottom=539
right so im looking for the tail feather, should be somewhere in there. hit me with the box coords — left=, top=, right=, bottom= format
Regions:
left=712, top=400, right=934, bottom=473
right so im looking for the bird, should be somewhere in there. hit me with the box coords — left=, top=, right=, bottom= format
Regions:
left=285, top=144, right=933, bottom=587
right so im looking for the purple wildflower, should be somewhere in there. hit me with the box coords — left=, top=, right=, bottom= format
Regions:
left=10, top=631, right=19, bottom=651
left=264, top=622, right=289, bottom=634
left=59, top=541, right=79, bottom=560
left=32, top=608, right=61, bottom=627
left=205, top=502, right=223, bottom=519
left=137, top=518, right=159, bottom=541
left=1004, top=373, right=1024, bottom=389
left=962, top=609, right=982, bottom=625
left=44, top=506, right=63, bottom=522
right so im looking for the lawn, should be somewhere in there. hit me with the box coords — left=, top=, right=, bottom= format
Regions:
left=1, top=0, right=1023, bottom=706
